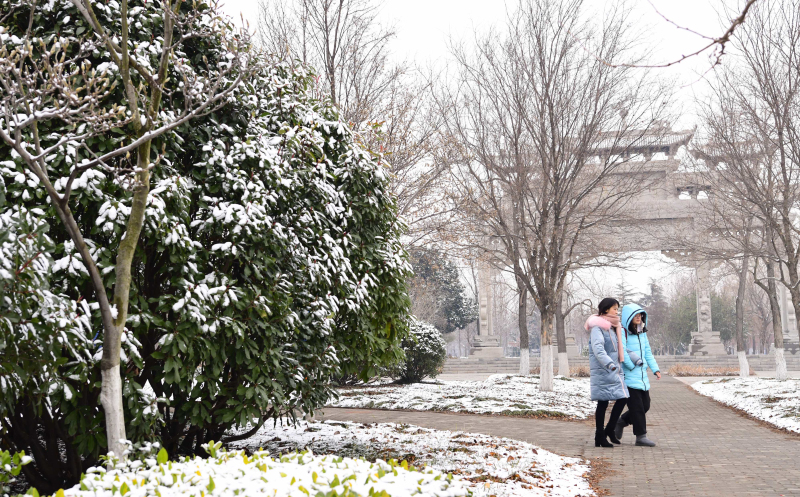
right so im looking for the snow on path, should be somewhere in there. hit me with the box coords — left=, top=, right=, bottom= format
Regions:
left=330, top=374, right=594, bottom=420
left=693, top=377, right=800, bottom=433
left=233, top=419, right=595, bottom=497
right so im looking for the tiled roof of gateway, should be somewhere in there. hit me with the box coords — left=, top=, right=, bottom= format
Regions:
left=594, top=128, right=695, bottom=152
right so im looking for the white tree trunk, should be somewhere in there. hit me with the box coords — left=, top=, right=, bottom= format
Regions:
left=539, top=346, right=554, bottom=391
left=737, top=350, right=750, bottom=378
left=519, top=348, right=530, bottom=375
left=101, top=365, right=127, bottom=459
left=775, top=347, right=788, bottom=381
left=558, top=351, right=570, bottom=377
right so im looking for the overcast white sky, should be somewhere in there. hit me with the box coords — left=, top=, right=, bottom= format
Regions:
left=219, top=0, right=734, bottom=297
left=221, top=0, right=728, bottom=116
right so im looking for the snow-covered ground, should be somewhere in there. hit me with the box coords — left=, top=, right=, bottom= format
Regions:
left=233, top=420, right=595, bottom=497
left=330, top=374, right=594, bottom=420
left=693, top=377, right=800, bottom=433
left=60, top=445, right=470, bottom=497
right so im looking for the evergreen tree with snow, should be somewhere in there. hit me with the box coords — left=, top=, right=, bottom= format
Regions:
left=0, top=0, right=410, bottom=491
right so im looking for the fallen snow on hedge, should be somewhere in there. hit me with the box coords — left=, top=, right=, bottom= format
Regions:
left=693, top=377, right=800, bottom=433
left=330, top=374, right=594, bottom=419
left=57, top=443, right=470, bottom=497
left=233, top=420, right=595, bottom=497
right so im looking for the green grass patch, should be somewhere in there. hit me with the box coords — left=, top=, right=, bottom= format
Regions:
left=472, top=396, right=503, bottom=403
left=499, top=409, right=571, bottom=418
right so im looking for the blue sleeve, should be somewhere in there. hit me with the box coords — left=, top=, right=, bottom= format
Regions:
left=644, top=333, right=659, bottom=373
left=591, top=327, right=617, bottom=370
left=621, top=332, right=636, bottom=370
left=626, top=349, right=643, bottom=367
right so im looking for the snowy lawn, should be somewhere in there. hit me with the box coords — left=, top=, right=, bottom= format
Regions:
left=693, top=377, right=800, bottom=433
left=330, top=374, right=594, bottom=420
left=233, top=420, right=595, bottom=497
left=57, top=443, right=470, bottom=497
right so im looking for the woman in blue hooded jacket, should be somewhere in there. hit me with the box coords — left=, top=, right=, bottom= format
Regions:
left=616, top=303, right=661, bottom=447
left=585, top=297, right=629, bottom=447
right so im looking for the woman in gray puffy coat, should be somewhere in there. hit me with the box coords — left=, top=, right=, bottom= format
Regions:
left=585, top=297, right=629, bottom=447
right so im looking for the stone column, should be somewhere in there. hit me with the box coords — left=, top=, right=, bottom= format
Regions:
left=690, top=262, right=727, bottom=356
left=471, top=264, right=502, bottom=357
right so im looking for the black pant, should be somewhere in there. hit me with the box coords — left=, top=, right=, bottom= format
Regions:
left=620, top=387, right=651, bottom=436
left=595, top=399, right=627, bottom=432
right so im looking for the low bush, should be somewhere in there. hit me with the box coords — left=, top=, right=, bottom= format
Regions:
left=46, top=443, right=469, bottom=497
left=667, top=364, right=756, bottom=377
left=390, top=321, right=447, bottom=384
left=528, top=366, right=589, bottom=377
left=568, top=366, right=591, bottom=377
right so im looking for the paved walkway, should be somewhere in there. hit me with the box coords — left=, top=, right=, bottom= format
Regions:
left=317, top=376, right=800, bottom=496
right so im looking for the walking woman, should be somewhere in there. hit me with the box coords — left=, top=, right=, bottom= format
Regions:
left=615, top=303, right=661, bottom=447
left=585, top=297, right=629, bottom=447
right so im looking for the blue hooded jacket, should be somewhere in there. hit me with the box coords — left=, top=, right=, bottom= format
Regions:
left=620, top=304, right=660, bottom=391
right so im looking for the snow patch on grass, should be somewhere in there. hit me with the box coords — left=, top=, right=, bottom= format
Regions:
left=330, top=374, right=594, bottom=420
left=58, top=445, right=470, bottom=497
left=233, top=420, right=595, bottom=497
left=693, top=377, right=800, bottom=433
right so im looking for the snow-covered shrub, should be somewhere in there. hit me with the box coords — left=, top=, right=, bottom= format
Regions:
left=54, top=443, right=469, bottom=497
left=137, top=57, right=411, bottom=455
left=0, top=204, right=114, bottom=492
left=1, top=0, right=410, bottom=492
left=390, top=320, right=447, bottom=383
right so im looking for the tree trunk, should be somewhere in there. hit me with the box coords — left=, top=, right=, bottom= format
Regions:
left=735, top=255, right=750, bottom=378
left=539, top=310, right=554, bottom=391
left=101, top=141, right=152, bottom=459
left=47, top=190, right=127, bottom=459
left=519, top=286, right=530, bottom=375
left=555, top=293, right=569, bottom=377
left=764, top=258, right=786, bottom=379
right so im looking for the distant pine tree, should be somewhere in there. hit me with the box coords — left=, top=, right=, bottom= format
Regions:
left=408, top=249, right=477, bottom=333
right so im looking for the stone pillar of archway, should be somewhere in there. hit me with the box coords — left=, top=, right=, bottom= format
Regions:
left=471, top=264, right=503, bottom=358
left=690, top=261, right=727, bottom=356
left=662, top=251, right=727, bottom=355
left=777, top=283, right=800, bottom=353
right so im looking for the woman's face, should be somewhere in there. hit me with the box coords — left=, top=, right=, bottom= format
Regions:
left=606, top=304, right=619, bottom=316
left=632, top=313, right=643, bottom=325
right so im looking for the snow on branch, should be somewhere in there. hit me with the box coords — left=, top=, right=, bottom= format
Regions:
left=0, top=0, right=256, bottom=206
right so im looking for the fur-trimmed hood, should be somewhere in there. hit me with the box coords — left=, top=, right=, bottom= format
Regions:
left=584, top=314, right=613, bottom=332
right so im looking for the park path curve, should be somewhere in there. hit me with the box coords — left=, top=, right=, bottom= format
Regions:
left=316, top=375, right=800, bottom=497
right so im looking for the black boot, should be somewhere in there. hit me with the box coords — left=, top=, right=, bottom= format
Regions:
left=595, top=429, right=614, bottom=447
left=604, top=426, right=621, bottom=444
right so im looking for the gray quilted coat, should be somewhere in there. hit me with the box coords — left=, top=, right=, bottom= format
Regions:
left=585, top=315, right=630, bottom=401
